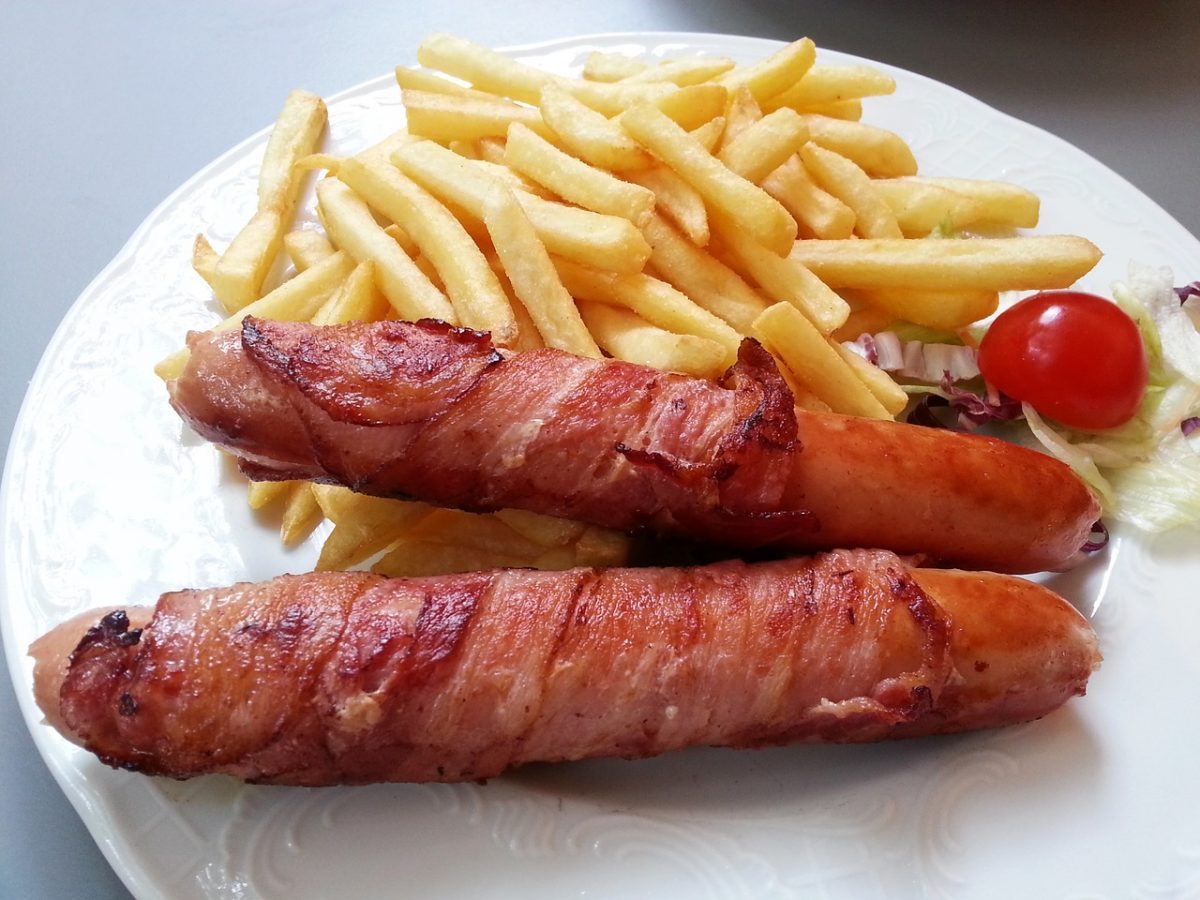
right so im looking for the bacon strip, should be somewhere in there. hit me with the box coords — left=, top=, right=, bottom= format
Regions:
left=31, top=551, right=1099, bottom=785
left=168, top=318, right=1101, bottom=572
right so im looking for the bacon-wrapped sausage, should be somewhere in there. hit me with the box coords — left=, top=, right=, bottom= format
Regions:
left=30, top=552, right=1099, bottom=785
left=167, top=318, right=1100, bottom=573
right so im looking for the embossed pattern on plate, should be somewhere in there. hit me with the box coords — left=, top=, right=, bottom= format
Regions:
left=3, top=33, right=1199, bottom=900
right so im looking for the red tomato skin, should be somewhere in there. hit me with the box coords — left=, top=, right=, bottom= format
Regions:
left=978, top=291, right=1148, bottom=431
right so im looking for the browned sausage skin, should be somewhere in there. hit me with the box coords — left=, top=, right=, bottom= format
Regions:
left=30, top=552, right=1099, bottom=785
left=167, top=319, right=1100, bottom=573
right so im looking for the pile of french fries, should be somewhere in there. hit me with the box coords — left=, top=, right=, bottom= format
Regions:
left=156, top=32, right=1102, bottom=574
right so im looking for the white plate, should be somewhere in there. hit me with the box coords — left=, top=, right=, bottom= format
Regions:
left=5, top=32, right=1200, bottom=900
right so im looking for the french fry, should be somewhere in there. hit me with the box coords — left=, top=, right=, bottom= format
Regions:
left=192, top=234, right=219, bottom=288
left=538, top=83, right=653, bottom=172
left=392, top=140, right=651, bottom=272
left=712, top=215, right=849, bottom=334
left=830, top=305, right=898, bottom=342
left=872, top=176, right=1040, bottom=233
left=154, top=250, right=355, bottom=380
left=311, top=260, right=390, bottom=326
left=336, top=155, right=516, bottom=342
left=470, top=159, right=557, bottom=199
left=474, top=136, right=507, bottom=165
left=417, top=32, right=556, bottom=104
left=493, top=508, right=587, bottom=547
left=619, top=56, right=735, bottom=85
left=416, top=32, right=674, bottom=114
left=623, top=165, right=710, bottom=245
left=484, top=188, right=601, bottom=357
left=717, top=107, right=810, bottom=184
left=211, top=90, right=327, bottom=312
left=247, top=480, right=290, bottom=510
left=316, top=177, right=457, bottom=323
left=641, top=213, right=768, bottom=332
left=382, top=222, right=419, bottom=257
left=766, top=64, right=896, bottom=111
left=402, top=88, right=555, bottom=142
left=572, top=525, right=632, bottom=568
left=612, top=83, right=728, bottom=132
left=563, top=80, right=678, bottom=117
left=802, top=99, right=862, bottom=121
left=351, top=129, right=415, bottom=170
left=407, top=507, right=544, bottom=557
left=448, top=139, right=481, bottom=159
left=761, top=156, right=857, bottom=239
left=771, top=359, right=834, bottom=414
left=720, top=86, right=765, bottom=148
left=716, top=37, right=817, bottom=103
left=279, top=484, right=323, bottom=546
left=311, top=486, right=434, bottom=571
left=751, top=302, right=890, bottom=418
left=689, top=116, right=726, bottom=154
left=503, top=122, right=655, bottom=224
left=789, top=236, right=1103, bottom=291
left=489, top=265, right=546, bottom=352
left=799, top=142, right=902, bottom=239
left=577, top=300, right=729, bottom=380
left=798, top=114, right=917, bottom=178
left=394, top=66, right=507, bottom=101
left=556, top=258, right=742, bottom=366
left=851, top=286, right=1000, bottom=331
left=582, top=51, right=648, bottom=82
left=619, top=103, right=797, bottom=255
left=833, top=344, right=908, bottom=416
left=372, top=539, right=531, bottom=577
left=717, top=88, right=855, bottom=241
left=284, top=229, right=336, bottom=271
left=294, top=152, right=343, bottom=174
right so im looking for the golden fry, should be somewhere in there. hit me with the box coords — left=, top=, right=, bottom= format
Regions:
left=620, top=103, right=797, bottom=255
left=555, top=257, right=742, bottom=366
left=852, top=286, right=1000, bottom=331
left=623, top=164, right=710, bottom=245
left=392, top=140, right=651, bottom=272
left=402, top=89, right=554, bottom=142
left=766, top=64, right=896, bottom=110
left=154, top=250, right=354, bottom=380
left=577, top=300, right=729, bottom=380
left=211, top=90, right=327, bottom=312
left=284, top=229, right=336, bottom=271
left=336, top=155, right=516, bottom=341
left=789, top=236, right=1103, bottom=291
left=751, top=302, right=890, bottom=418
left=484, top=188, right=601, bottom=357
left=717, top=107, right=810, bottom=184
left=872, top=176, right=1040, bottom=233
left=503, top=123, right=655, bottom=223
left=316, top=177, right=457, bottom=323
left=642, top=213, right=768, bottom=333
left=799, top=142, right=902, bottom=239
left=619, top=56, right=735, bottom=85
left=716, top=38, right=817, bottom=102
left=712, top=215, right=849, bottom=334
left=582, top=51, right=648, bottom=82
left=538, top=83, right=653, bottom=172
left=798, top=114, right=917, bottom=178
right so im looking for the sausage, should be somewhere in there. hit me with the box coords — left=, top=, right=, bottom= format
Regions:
left=167, top=318, right=1100, bottom=573
left=29, top=551, right=1099, bottom=785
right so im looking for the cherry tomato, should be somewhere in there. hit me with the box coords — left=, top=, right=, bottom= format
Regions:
left=977, top=290, right=1148, bottom=431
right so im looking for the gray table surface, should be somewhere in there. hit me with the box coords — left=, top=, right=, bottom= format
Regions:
left=3, top=2, right=1198, bottom=898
